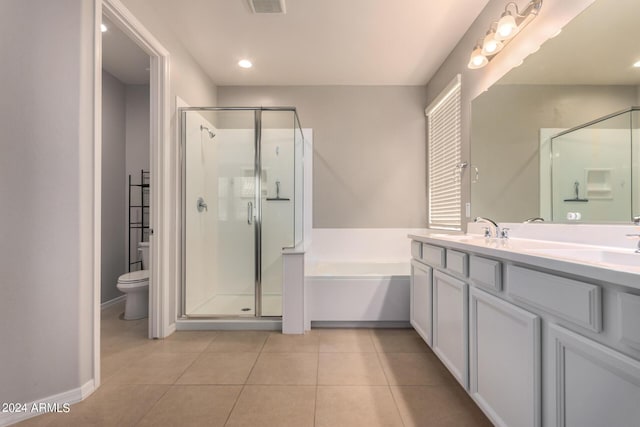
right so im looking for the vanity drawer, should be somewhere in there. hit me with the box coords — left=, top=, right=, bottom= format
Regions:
left=446, top=249, right=468, bottom=277
left=422, top=243, right=445, bottom=268
left=469, top=255, right=501, bottom=291
left=411, top=240, right=422, bottom=259
left=506, top=265, right=602, bottom=332
left=620, top=293, right=640, bottom=351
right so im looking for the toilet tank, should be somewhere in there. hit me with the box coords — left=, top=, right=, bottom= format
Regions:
left=138, top=242, right=150, bottom=270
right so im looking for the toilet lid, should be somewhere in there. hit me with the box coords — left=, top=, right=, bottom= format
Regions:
left=118, top=270, right=149, bottom=283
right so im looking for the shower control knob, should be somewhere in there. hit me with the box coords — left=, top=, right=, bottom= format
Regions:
left=197, top=197, right=208, bottom=212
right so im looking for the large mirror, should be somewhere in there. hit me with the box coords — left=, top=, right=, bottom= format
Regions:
left=471, top=0, right=640, bottom=223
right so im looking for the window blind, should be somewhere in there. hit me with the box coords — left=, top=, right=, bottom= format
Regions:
left=426, top=75, right=462, bottom=230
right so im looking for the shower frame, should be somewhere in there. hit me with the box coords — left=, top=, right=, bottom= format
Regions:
left=179, top=106, right=303, bottom=319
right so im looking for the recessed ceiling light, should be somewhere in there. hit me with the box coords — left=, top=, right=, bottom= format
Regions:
left=633, top=60, right=640, bottom=68
left=238, top=59, right=253, bottom=69
left=101, top=23, right=108, bottom=33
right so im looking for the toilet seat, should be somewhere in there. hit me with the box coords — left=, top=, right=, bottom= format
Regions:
left=117, top=270, right=149, bottom=288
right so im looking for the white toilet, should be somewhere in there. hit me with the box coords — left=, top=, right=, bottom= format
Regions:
left=117, top=242, right=150, bottom=320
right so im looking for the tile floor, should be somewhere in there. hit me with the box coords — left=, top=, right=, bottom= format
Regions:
left=17, top=302, right=492, bottom=427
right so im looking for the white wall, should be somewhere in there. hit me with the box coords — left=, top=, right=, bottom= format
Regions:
left=102, top=71, right=127, bottom=303
left=425, top=0, right=596, bottom=230
left=184, top=113, right=219, bottom=313
left=0, top=0, right=96, bottom=407
left=218, top=86, right=427, bottom=229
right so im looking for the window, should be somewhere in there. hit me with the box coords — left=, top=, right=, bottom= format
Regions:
left=426, top=74, right=462, bottom=230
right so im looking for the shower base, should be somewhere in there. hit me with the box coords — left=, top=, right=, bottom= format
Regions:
left=188, top=294, right=282, bottom=317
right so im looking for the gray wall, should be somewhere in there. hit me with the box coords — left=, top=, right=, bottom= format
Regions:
left=472, top=84, right=637, bottom=222
left=0, top=0, right=95, bottom=405
left=218, top=86, right=427, bottom=228
left=125, top=85, right=150, bottom=179
left=102, top=71, right=127, bottom=303
left=125, top=84, right=150, bottom=272
left=425, top=0, right=595, bottom=230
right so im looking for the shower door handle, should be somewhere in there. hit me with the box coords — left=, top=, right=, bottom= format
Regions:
left=247, top=201, right=253, bottom=225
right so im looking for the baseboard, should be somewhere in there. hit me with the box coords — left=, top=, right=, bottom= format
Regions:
left=176, top=319, right=282, bottom=331
left=0, top=379, right=95, bottom=427
left=100, top=295, right=126, bottom=309
left=311, top=321, right=412, bottom=329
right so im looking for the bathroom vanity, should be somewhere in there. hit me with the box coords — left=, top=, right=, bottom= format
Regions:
left=409, top=228, right=640, bottom=427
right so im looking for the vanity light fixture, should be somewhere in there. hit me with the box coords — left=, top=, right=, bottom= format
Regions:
left=468, top=0, right=543, bottom=70
left=633, top=60, right=640, bottom=68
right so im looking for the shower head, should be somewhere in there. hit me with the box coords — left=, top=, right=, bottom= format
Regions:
left=200, top=125, right=216, bottom=139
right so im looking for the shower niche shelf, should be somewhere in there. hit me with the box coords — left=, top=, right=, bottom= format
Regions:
left=128, top=169, right=150, bottom=272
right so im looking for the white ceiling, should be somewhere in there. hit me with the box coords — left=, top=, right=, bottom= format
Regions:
left=499, top=0, right=640, bottom=86
left=122, top=0, right=490, bottom=86
left=102, top=16, right=150, bottom=84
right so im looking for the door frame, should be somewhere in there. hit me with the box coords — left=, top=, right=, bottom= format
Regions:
left=94, top=0, right=171, bottom=386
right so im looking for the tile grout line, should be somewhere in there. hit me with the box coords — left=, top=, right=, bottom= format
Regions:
left=132, top=384, right=173, bottom=426
left=372, top=331, right=408, bottom=427
left=223, top=332, right=269, bottom=426
left=314, top=333, right=320, bottom=427
left=133, top=331, right=214, bottom=425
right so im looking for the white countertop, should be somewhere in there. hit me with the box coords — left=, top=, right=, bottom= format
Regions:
left=409, top=231, right=640, bottom=290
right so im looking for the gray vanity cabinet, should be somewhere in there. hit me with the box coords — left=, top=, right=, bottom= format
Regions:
left=410, top=237, right=640, bottom=427
left=469, top=287, right=541, bottom=427
left=432, top=269, right=469, bottom=390
left=410, top=259, right=432, bottom=346
left=545, top=324, right=640, bottom=427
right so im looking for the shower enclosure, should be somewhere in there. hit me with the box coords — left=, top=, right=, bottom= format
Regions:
left=180, top=107, right=304, bottom=318
left=550, top=107, right=639, bottom=222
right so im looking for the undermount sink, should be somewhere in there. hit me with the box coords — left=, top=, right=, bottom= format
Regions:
left=528, top=248, right=640, bottom=267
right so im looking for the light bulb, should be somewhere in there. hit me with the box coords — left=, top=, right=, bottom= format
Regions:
left=496, top=12, right=518, bottom=40
left=101, top=24, right=108, bottom=33
left=481, top=30, right=503, bottom=56
left=238, top=59, right=253, bottom=69
left=468, top=46, right=488, bottom=70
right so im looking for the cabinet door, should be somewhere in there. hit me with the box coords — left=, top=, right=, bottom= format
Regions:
left=470, top=287, right=541, bottom=427
left=433, top=270, right=469, bottom=389
left=410, top=259, right=432, bottom=346
left=548, top=324, right=640, bottom=427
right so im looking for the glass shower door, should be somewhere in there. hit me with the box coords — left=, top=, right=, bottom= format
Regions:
left=183, top=109, right=257, bottom=316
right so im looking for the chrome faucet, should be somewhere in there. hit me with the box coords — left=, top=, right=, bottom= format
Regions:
left=524, top=217, right=545, bottom=223
left=474, top=217, right=500, bottom=238
left=626, top=234, right=640, bottom=253
left=633, top=216, right=640, bottom=225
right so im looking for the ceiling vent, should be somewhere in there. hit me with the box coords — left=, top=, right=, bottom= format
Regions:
left=248, top=0, right=286, bottom=14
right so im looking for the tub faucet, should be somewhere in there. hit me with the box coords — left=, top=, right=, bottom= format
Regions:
left=474, top=216, right=500, bottom=238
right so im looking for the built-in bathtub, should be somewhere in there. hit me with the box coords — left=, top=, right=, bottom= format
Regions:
left=305, top=259, right=411, bottom=327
